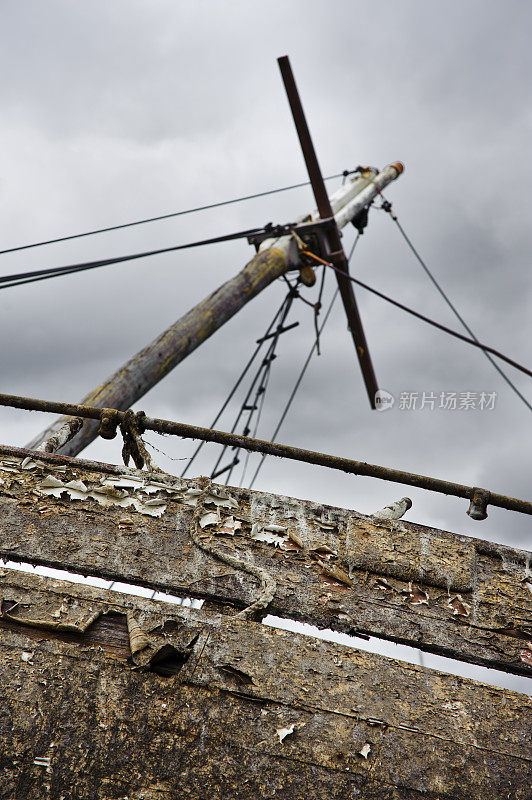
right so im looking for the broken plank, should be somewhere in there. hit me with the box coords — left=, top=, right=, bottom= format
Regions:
left=0, top=570, right=530, bottom=800
left=0, top=453, right=530, bottom=676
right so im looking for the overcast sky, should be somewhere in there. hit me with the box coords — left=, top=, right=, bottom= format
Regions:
left=1, top=0, right=531, bottom=558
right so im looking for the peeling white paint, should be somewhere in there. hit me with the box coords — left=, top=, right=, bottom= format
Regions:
left=217, top=516, right=241, bottom=535
left=447, top=595, right=471, bottom=616
left=404, top=582, right=429, bottom=606
left=275, top=722, right=305, bottom=743
left=37, top=475, right=168, bottom=517
left=251, top=526, right=288, bottom=547
left=183, top=486, right=238, bottom=509
left=33, top=756, right=52, bottom=773
left=199, top=512, right=220, bottom=529
left=358, top=743, right=371, bottom=759
left=0, top=459, right=23, bottom=473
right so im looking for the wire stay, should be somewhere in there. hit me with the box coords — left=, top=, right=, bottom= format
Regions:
left=0, top=172, right=352, bottom=257
left=0, top=226, right=266, bottom=291
left=301, top=251, right=532, bottom=380
left=180, top=294, right=293, bottom=477
left=249, top=285, right=340, bottom=489
left=248, top=234, right=360, bottom=488
left=379, top=202, right=532, bottom=413
left=208, top=282, right=300, bottom=484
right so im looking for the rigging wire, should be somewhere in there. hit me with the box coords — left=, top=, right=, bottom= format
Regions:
left=239, top=367, right=270, bottom=486
left=208, top=302, right=291, bottom=480
left=0, top=172, right=350, bottom=257
left=312, top=258, right=328, bottom=356
left=0, top=226, right=265, bottom=291
left=301, top=250, right=532, bottom=380
left=211, top=284, right=299, bottom=483
left=378, top=201, right=532, bottom=412
left=232, top=351, right=274, bottom=487
left=231, top=283, right=306, bottom=487
left=247, top=235, right=360, bottom=489
left=248, top=286, right=340, bottom=489
left=180, top=296, right=291, bottom=477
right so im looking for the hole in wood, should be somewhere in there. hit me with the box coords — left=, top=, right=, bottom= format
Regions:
left=1, top=557, right=530, bottom=696
left=148, top=643, right=191, bottom=677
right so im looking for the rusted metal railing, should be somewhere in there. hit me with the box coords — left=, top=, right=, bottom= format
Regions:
left=0, top=390, right=530, bottom=519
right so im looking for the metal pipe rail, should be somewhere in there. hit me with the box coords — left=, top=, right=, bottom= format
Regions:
left=0, top=390, right=530, bottom=518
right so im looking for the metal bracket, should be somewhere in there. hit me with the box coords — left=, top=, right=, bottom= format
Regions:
left=248, top=217, right=338, bottom=263
left=247, top=223, right=291, bottom=250
left=291, top=217, right=339, bottom=260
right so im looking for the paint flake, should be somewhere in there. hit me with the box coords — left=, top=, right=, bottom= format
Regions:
left=200, top=512, right=220, bottom=529
left=251, top=528, right=287, bottom=547
left=20, top=458, right=39, bottom=470
left=358, top=743, right=371, bottom=759
left=404, top=583, right=429, bottom=605
left=276, top=722, right=305, bottom=743
left=0, top=461, right=21, bottom=473
left=447, top=595, right=471, bottom=616
left=37, top=474, right=167, bottom=517
left=373, top=577, right=393, bottom=591
left=312, top=544, right=337, bottom=555
left=288, top=530, right=303, bottom=548
left=217, top=516, right=242, bottom=535
left=319, top=562, right=353, bottom=587
left=33, top=756, right=51, bottom=773
left=101, top=476, right=145, bottom=489
left=205, top=490, right=239, bottom=510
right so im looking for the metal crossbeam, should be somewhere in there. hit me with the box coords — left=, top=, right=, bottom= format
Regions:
left=278, top=55, right=379, bottom=408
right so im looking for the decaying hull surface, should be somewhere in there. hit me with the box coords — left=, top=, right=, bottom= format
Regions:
left=0, top=453, right=530, bottom=798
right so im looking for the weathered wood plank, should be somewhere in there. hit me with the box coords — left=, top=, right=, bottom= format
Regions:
left=0, top=454, right=530, bottom=675
left=0, top=570, right=530, bottom=799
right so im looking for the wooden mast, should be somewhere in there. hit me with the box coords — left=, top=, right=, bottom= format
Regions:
left=26, top=165, right=403, bottom=457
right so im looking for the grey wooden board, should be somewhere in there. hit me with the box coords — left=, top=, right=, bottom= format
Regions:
left=0, top=454, right=531, bottom=676
left=0, top=569, right=530, bottom=800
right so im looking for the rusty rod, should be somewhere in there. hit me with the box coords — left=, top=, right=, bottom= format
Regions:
left=1, top=391, right=531, bottom=516
left=278, top=54, right=379, bottom=408
left=277, top=56, right=332, bottom=218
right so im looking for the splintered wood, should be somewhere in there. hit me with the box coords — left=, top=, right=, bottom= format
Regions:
left=0, top=453, right=529, bottom=675
left=0, top=452, right=531, bottom=798
left=1, top=570, right=530, bottom=800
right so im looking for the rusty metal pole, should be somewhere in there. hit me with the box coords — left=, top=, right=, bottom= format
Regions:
left=2, top=390, right=532, bottom=515
left=278, top=55, right=380, bottom=408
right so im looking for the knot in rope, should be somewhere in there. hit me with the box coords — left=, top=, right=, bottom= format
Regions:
left=119, top=409, right=160, bottom=472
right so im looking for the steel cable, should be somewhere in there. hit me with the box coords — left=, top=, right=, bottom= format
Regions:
left=0, top=172, right=351, bottom=256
